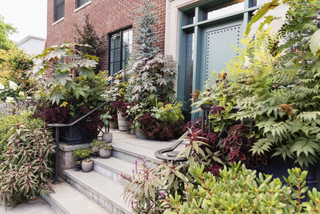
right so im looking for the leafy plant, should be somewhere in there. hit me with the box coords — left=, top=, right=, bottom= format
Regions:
left=83, top=158, right=92, bottom=163
left=162, top=162, right=320, bottom=213
left=98, top=142, right=112, bottom=150
left=0, top=113, right=44, bottom=162
left=100, top=111, right=112, bottom=127
left=0, top=123, right=55, bottom=210
left=31, top=43, right=98, bottom=105
left=74, top=15, right=106, bottom=73
left=126, top=54, right=177, bottom=102
left=90, top=139, right=104, bottom=148
left=72, top=147, right=92, bottom=159
left=151, top=102, right=184, bottom=125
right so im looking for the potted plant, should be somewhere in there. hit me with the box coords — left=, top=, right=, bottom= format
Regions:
left=90, top=139, right=104, bottom=151
left=100, top=111, right=113, bottom=143
left=81, top=158, right=93, bottom=172
left=99, top=142, right=112, bottom=158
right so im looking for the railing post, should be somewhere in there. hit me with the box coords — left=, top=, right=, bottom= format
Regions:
left=54, top=127, right=60, bottom=184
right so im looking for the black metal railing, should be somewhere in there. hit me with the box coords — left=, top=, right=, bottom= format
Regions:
left=48, top=100, right=113, bottom=184
left=154, top=104, right=255, bottom=163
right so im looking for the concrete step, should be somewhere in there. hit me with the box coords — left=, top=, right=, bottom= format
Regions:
left=93, top=157, right=133, bottom=184
left=64, top=169, right=131, bottom=214
left=43, top=180, right=110, bottom=214
left=111, top=140, right=162, bottom=164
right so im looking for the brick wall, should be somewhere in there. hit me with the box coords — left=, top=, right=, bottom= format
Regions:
left=47, top=0, right=166, bottom=71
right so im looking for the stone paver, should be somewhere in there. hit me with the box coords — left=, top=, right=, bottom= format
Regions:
left=0, top=198, right=57, bottom=214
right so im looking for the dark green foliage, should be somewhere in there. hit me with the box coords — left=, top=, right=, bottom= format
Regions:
left=74, top=15, right=106, bottom=73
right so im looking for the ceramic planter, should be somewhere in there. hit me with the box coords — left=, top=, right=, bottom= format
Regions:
left=99, top=149, right=111, bottom=158
left=81, top=160, right=93, bottom=172
left=117, top=111, right=127, bottom=131
left=102, top=133, right=113, bottom=143
left=136, top=129, right=147, bottom=139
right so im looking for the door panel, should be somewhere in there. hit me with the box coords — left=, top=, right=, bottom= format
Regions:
left=201, top=19, right=242, bottom=88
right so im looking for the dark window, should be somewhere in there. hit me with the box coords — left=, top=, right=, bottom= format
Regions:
left=109, top=28, right=133, bottom=75
left=77, top=0, right=90, bottom=8
left=54, top=0, right=65, bottom=21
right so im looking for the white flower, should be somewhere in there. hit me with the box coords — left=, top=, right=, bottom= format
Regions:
left=0, top=83, right=4, bottom=90
left=6, top=97, right=14, bottom=103
left=9, top=81, right=18, bottom=91
left=19, top=91, right=25, bottom=97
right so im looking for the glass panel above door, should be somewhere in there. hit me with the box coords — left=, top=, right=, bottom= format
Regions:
left=204, top=0, right=245, bottom=21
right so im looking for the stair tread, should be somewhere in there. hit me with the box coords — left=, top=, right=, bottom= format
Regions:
left=64, top=169, right=131, bottom=213
left=47, top=180, right=111, bottom=214
left=93, top=157, right=134, bottom=178
left=112, top=141, right=162, bottom=163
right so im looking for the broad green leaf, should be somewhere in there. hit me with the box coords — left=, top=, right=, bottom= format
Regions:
left=309, top=29, right=320, bottom=56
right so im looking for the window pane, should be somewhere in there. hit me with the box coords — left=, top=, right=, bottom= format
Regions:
left=78, top=0, right=90, bottom=7
left=110, top=63, right=114, bottom=74
left=204, top=0, right=244, bottom=20
left=114, top=48, right=120, bottom=62
left=110, top=50, right=114, bottom=62
left=114, top=62, right=120, bottom=73
left=187, top=14, right=195, bottom=25
left=55, top=0, right=64, bottom=21
left=115, top=35, right=121, bottom=48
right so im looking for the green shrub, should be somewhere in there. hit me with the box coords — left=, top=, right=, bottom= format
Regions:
left=162, top=162, right=320, bottom=213
left=0, top=122, right=55, bottom=210
left=72, top=147, right=92, bottom=159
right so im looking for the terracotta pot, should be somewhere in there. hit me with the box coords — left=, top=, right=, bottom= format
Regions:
left=102, top=133, right=113, bottom=143
left=117, top=111, right=127, bottom=131
left=81, top=160, right=93, bottom=172
left=99, top=149, right=111, bottom=158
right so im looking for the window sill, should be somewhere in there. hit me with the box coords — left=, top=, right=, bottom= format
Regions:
left=75, top=1, right=92, bottom=13
left=52, top=17, right=65, bottom=26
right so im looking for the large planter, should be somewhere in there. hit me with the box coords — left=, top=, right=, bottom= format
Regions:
left=59, top=123, right=95, bottom=145
left=117, top=111, right=127, bottom=131
left=102, top=133, right=113, bottom=143
left=110, top=120, right=118, bottom=129
left=81, top=160, right=93, bottom=172
left=136, top=129, right=147, bottom=139
left=263, top=156, right=320, bottom=201
left=99, top=149, right=111, bottom=158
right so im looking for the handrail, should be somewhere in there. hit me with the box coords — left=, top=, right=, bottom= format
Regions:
left=49, top=100, right=113, bottom=184
left=48, top=100, right=113, bottom=128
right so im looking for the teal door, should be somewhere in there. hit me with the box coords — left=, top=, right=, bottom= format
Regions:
left=200, top=18, right=243, bottom=89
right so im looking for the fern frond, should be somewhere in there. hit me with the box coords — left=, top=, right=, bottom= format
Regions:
left=297, top=111, right=320, bottom=122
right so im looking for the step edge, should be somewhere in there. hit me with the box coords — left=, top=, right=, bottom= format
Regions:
left=43, top=190, right=69, bottom=214
left=112, top=145, right=161, bottom=163
left=63, top=170, right=131, bottom=213
left=93, top=158, right=132, bottom=178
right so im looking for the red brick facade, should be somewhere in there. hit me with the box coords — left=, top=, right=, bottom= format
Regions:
left=46, top=0, right=166, bottom=71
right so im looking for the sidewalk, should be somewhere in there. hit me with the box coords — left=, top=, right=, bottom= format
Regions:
left=0, top=198, right=57, bottom=214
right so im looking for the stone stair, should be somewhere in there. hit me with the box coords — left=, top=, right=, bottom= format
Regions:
left=43, top=130, right=183, bottom=214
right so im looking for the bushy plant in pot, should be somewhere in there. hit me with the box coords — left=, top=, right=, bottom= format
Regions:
left=99, top=142, right=112, bottom=158
left=81, top=158, right=93, bottom=172
left=72, top=147, right=92, bottom=170
left=31, top=43, right=108, bottom=144
left=100, top=111, right=113, bottom=143
left=90, top=139, right=104, bottom=151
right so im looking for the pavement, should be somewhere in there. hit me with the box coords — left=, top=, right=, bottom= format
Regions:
left=0, top=198, right=57, bottom=214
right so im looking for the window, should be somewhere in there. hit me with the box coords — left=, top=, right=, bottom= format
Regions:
left=77, top=0, right=90, bottom=8
left=109, top=28, right=133, bottom=75
left=54, top=0, right=65, bottom=22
